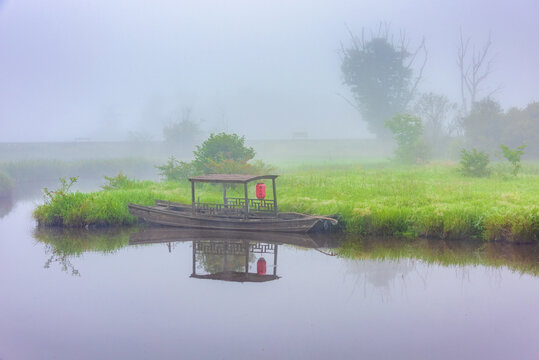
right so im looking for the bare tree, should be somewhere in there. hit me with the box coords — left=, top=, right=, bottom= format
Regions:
left=414, top=92, right=457, bottom=155
left=457, top=30, right=499, bottom=115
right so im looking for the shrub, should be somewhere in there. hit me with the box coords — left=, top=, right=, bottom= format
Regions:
left=156, top=156, right=196, bottom=181
left=385, top=114, right=429, bottom=164
left=500, top=143, right=526, bottom=176
left=459, top=148, right=490, bottom=177
left=43, top=176, right=79, bottom=203
left=193, top=133, right=256, bottom=173
left=157, top=133, right=272, bottom=181
left=101, top=172, right=139, bottom=190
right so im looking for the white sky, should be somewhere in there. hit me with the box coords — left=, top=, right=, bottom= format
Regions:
left=0, top=0, right=538, bottom=141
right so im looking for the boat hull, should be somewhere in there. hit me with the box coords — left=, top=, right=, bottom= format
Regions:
left=128, top=201, right=336, bottom=233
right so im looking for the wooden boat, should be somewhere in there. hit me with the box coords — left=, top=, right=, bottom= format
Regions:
left=128, top=174, right=338, bottom=233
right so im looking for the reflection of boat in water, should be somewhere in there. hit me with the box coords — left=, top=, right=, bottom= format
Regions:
left=129, top=227, right=340, bottom=283
left=129, top=227, right=330, bottom=248
left=128, top=174, right=338, bottom=233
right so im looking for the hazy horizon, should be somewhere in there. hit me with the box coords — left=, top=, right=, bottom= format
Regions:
left=1, top=0, right=537, bottom=142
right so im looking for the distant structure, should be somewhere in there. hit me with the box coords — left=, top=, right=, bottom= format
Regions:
left=292, top=132, right=308, bottom=139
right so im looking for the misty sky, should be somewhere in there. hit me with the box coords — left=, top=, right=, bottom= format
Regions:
left=1, top=0, right=538, bottom=142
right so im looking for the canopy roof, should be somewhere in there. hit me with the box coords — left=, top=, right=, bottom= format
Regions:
left=189, top=174, right=278, bottom=184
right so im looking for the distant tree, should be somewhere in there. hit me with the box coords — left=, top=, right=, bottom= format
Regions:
left=413, top=92, right=457, bottom=156
left=163, top=107, right=203, bottom=150
left=503, top=102, right=539, bottom=157
left=457, top=31, right=499, bottom=115
left=385, top=114, right=428, bottom=164
left=461, top=98, right=504, bottom=151
left=341, top=25, right=427, bottom=138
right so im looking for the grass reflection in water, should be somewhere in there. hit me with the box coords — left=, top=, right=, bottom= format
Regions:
left=339, top=236, right=539, bottom=276
left=33, top=227, right=539, bottom=277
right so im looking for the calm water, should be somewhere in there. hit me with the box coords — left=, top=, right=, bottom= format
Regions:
left=1, top=201, right=538, bottom=360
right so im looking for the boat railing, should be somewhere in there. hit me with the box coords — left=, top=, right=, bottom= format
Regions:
left=225, top=197, right=275, bottom=213
left=194, top=197, right=275, bottom=216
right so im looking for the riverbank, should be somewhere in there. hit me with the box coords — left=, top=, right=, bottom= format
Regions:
left=33, top=163, right=539, bottom=243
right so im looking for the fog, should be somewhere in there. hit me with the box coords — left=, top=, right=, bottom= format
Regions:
left=0, top=0, right=538, bottom=142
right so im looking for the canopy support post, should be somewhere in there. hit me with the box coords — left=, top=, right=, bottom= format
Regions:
left=272, top=178, right=278, bottom=217
left=191, top=181, right=195, bottom=214
left=223, top=184, right=227, bottom=208
left=243, top=182, right=249, bottom=219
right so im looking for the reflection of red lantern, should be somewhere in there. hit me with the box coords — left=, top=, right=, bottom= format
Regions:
left=257, top=258, right=266, bottom=275
left=256, top=183, right=266, bottom=199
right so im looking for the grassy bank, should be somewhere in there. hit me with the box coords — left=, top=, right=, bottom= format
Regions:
left=33, top=163, right=539, bottom=243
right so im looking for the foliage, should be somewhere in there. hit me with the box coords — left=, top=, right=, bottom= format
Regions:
left=193, top=133, right=255, bottom=168
left=459, top=148, right=490, bottom=177
left=43, top=176, right=79, bottom=204
left=156, top=156, right=195, bottom=181
left=33, top=163, right=539, bottom=243
left=503, top=102, right=539, bottom=156
left=101, top=172, right=139, bottom=190
left=34, top=178, right=168, bottom=227
left=461, top=98, right=504, bottom=151
left=202, top=158, right=274, bottom=175
left=157, top=133, right=272, bottom=181
left=341, top=28, right=426, bottom=138
left=501, top=143, right=527, bottom=176
left=385, top=114, right=428, bottom=163
left=461, top=99, right=538, bottom=157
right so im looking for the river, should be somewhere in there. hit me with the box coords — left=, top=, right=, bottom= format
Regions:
left=0, top=198, right=538, bottom=359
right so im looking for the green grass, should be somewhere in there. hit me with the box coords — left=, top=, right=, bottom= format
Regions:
left=33, top=162, right=539, bottom=243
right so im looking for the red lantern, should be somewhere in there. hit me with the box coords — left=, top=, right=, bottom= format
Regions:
left=257, top=258, right=266, bottom=275
left=256, top=183, right=266, bottom=199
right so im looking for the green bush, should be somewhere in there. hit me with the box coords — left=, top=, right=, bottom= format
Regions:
left=500, top=143, right=526, bottom=176
left=101, top=172, right=137, bottom=190
left=385, top=114, right=429, bottom=164
left=193, top=133, right=255, bottom=173
left=459, top=148, right=490, bottom=177
left=157, top=133, right=273, bottom=181
left=156, top=156, right=196, bottom=181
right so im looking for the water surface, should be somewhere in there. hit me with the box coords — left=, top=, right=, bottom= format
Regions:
left=1, top=201, right=538, bottom=360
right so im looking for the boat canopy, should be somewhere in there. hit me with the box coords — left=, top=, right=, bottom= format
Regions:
left=188, top=173, right=279, bottom=217
left=189, top=174, right=278, bottom=184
